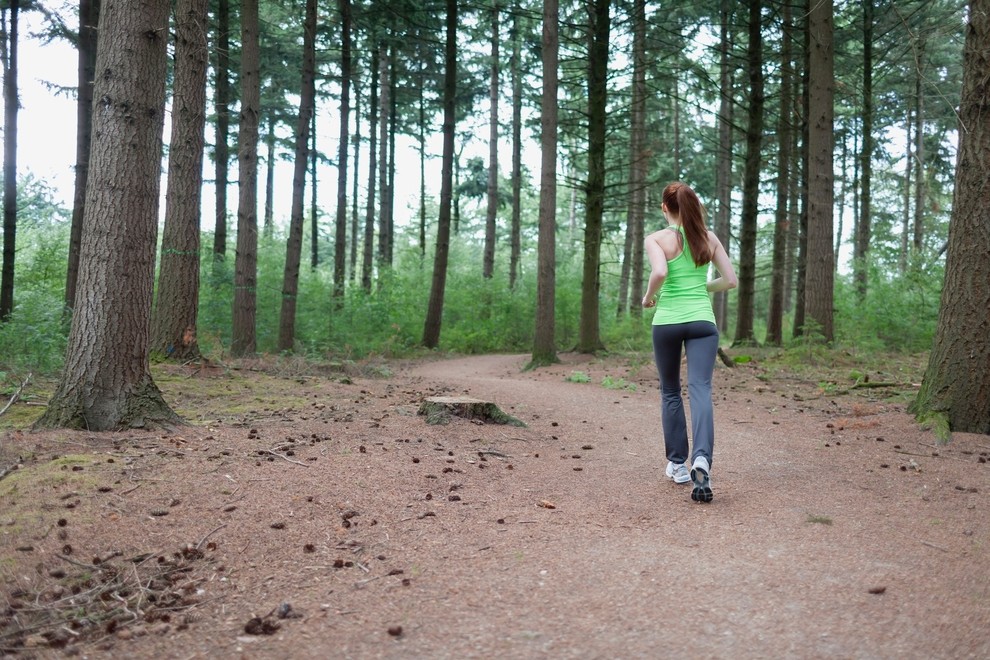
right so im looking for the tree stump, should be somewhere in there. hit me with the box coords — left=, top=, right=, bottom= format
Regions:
left=418, top=396, right=526, bottom=427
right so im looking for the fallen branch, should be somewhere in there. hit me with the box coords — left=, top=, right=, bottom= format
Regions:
left=196, top=524, right=228, bottom=549
left=850, top=381, right=912, bottom=390
left=0, top=464, right=17, bottom=483
left=920, top=540, right=949, bottom=553
left=0, top=372, right=31, bottom=418
left=258, top=449, right=310, bottom=467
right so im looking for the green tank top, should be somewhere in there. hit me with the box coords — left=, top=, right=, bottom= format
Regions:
left=652, top=227, right=716, bottom=326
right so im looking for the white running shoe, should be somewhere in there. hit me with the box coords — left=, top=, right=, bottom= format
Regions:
left=665, top=461, right=691, bottom=484
left=691, top=456, right=713, bottom=503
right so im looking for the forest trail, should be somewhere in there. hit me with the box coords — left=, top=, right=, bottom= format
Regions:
left=1, top=352, right=988, bottom=658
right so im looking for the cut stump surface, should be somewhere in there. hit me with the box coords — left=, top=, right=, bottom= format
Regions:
left=418, top=396, right=526, bottom=427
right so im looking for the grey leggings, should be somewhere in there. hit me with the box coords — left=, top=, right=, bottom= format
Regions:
left=652, top=321, right=719, bottom=467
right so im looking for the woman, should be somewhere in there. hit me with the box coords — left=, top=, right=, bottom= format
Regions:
left=642, top=182, right=737, bottom=503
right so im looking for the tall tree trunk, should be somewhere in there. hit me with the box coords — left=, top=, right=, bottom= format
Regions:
left=804, top=0, right=834, bottom=342
left=310, top=108, right=319, bottom=269
left=422, top=0, right=458, bottom=349
left=418, top=68, right=427, bottom=261
left=900, top=103, right=912, bottom=273
left=377, top=45, right=391, bottom=274
left=854, top=0, right=874, bottom=298
left=626, top=0, right=647, bottom=316
left=232, top=0, right=261, bottom=357
left=333, top=0, right=351, bottom=301
left=713, top=0, right=732, bottom=332
left=733, top=0, right=763, bottom=346
left=276, top=0, right=317, bottom=353
left=386, top=48, right=397, bottom=267
left=911, top=0, right=990, bottom=435
left=0, top=0, right=19, bottom=321
left=577, top=0, right=610, bottom=354
left=35, top=0, right=180, bottom=431
left=509, top=4, right=522, bottom=289
left=65, top=0, right=100, bottom=312
left=263, top=113, right=275, bottom=238
left=212, top=0, right=230, bottom=261
left=913, top=39, right=926, bottom=254
left=617, top=0, right=646, bottom=318
left=766, top=0, right=793, bottom=347
left=792, top=0, right=810, bottom=339
left=834, top=128, right=847, bottom=263
left=531, top=0, right=559, bottom=366
left=152, top=0, right=209, bottom=361
left=350, top=80, right=362, bottom=280
left=361, top=45, right=380, bottom=292
left=483, top=1, right=500, bottom=280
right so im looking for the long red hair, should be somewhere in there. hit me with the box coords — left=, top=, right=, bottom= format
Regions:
left=662, top=181, right=712, bottom=267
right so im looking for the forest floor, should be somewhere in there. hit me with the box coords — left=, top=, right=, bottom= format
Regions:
left=0, top=350, right=988, bottom=659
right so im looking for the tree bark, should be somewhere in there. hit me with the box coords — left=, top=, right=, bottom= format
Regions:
left=418, top=68, right=427, bottom=261
left=913, top=39, right=926, bottom=254
left=152, top=0, right=209, bottom=361
left=263, top=114, right=275, bottom=238
left=791, top=0, right=810, bottom=339
left=1, top=0, right=19, bottom=321
left=35, top=0, right=180, bottom=431
left=625, top=0, right=647, bottom=317
left=713, top=0, right=732, bottom=333
left=766, top=0, right=793, bottom=347
left=854, top=0, right=874, bottom=298
left=65, top=0, right=100, bottom=312
left=422, top=0, right=458, bottom=349
left=733, top=0, right=763, bottom=346
left=351, top=80, right=362, bottom=279
left=212, top=0, right=230, bottom=262
left=509, top=4, right=522, bottom=289
left=804, top=0, right=835, bottom=342
left=277, top=0, right=317, bottom=353
left=232, top=0, right=261, bottom=357
left=333, top=0, right=351, bottom=302
left=577, top=0, right=610, bottom=354
left=361, top=45, right=380, bottom=292
left=310, top=107, right=319, bottom=269
left=377, top=43, right=391, bottom=275
left=531, top=0, right=559, bottom=366
left=911, top=0, right=990, bottom=435
left=483, top=1, right=500, bottom=280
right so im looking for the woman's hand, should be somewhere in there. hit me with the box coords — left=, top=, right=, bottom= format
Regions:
left=642, top=295, right=656, bottom=308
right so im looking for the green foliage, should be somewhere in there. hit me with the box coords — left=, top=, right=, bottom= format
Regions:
left=0, top=289, right=69, bottom=374
left=565, top=371, right=591, bottom=383
left=0, top=175, right=70, bottom=376
left=601, top=375, right=636, bottom=391
left=834, top=267, right=939, bottom=353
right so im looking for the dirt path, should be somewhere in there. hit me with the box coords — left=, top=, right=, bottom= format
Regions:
left=2, top=352, right=988, bottom=658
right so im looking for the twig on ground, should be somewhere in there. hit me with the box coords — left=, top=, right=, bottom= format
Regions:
left=55, top=554, right=102, bottom=571
left=0, top=372, right=31, bottom=418
left=0, top=464, right=17, bottom=483
left=196, top=524, right=228, bottom=549
left=258, top=449, right=310, bottom=467
left=920, top=540, right=949, bottom=552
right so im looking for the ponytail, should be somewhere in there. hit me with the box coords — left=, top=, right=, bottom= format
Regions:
left=662, top=182, right=712, bottom=266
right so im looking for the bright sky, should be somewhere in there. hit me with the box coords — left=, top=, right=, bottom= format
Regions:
left=16, top=13, right=78, bottom=208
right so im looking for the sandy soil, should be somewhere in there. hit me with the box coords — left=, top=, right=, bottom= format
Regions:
left=1, top=352, right=988, bottom=659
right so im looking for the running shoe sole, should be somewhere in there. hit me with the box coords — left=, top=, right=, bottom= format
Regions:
left=691, top=466, right=713, bottom=503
